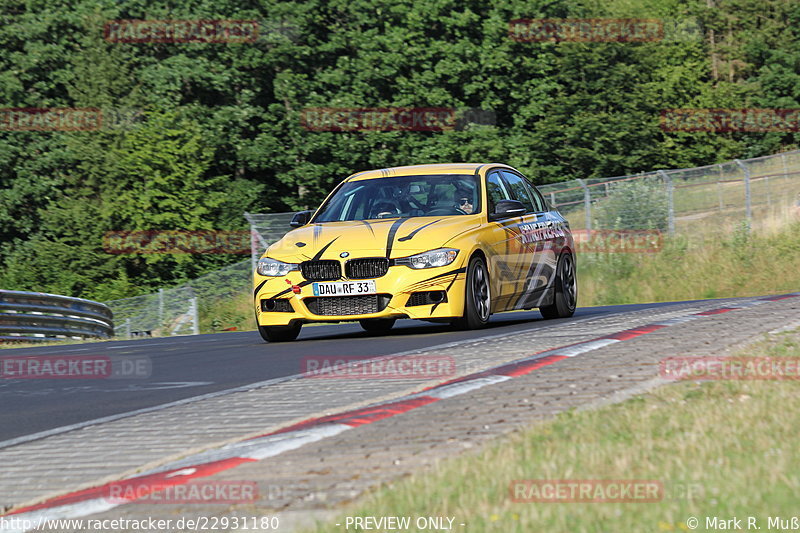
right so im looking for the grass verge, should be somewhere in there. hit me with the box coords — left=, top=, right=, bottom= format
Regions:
left=308, top=328, right=800, bottom=532
left=578, top=221, right=800, bottom=305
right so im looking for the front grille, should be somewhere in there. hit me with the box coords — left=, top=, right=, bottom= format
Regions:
left=300, top=260, right=341, bottom=281
left=407, top=291, right=448, bottom=307
left=345, top=258, right=389, bottom=279
left=304, top=294, right=391, bottom=316
left=261, top=299, right=293, bottom=313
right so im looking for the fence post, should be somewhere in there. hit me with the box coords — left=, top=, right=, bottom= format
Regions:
left=158, top=288, right=164, bottom=327
left=124, top=318, right=131, bottom=338
left=658, top=170, right=675, bottom=235
left=245, top=213, right=258, bottom=282
left=781, top=152, right=788, bottom=179
left=576, top=179, right=592, bottom=231
left=765, top=175, right=771, bottom=207
left=734, top=159, right=752, bottom=231
left=190, top=297, right=199, bottom=335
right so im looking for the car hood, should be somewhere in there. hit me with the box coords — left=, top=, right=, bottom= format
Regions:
left=265, top=216, right=480, bottom=261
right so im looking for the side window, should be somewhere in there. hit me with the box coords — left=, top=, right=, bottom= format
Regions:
left=500, top=171, right=535, bottom=213
left=525, top=181, right=546, bottom=212
left=486, top=171, right=511, bottom=212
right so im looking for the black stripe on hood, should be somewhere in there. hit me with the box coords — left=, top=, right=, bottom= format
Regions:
left=385, top=218, right=407, bottom=258
left=398, top=219, right=441, bottom=242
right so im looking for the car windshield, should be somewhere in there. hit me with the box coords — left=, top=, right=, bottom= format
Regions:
left=312, top=174, right=482, bottom=222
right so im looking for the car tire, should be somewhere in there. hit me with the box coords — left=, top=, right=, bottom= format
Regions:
left=539, top=252, right=577, bottom=319
left=359, top=318, right=396, bottom=333
left=258, top=323, right=302, bottom=342
left=453, top=255, right=491, bottom=330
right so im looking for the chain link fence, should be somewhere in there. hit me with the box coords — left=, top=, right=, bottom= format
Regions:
left=106, top=150, right=800, bottom=338
left=539, top=150, right=800, bottom=235
left=105, top=259, right=256, bottom=337
left=104, top=221, right=295, bottom=337
left=245, top=212, right=295, bottom=276
left=105, top=287, right=198, bottom=338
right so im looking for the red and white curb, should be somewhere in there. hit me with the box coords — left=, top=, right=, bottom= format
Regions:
left=1, top=294, right=797, bottom=532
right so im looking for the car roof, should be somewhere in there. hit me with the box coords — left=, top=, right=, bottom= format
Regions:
left=347, top=163, right=514, bottom=181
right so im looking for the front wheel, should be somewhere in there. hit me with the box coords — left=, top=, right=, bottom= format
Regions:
left=359, top=318, right=396, bottom=333
left=539, top=252, right=577, bottom=319
left=452, top=255, right=491, bottom=330
left=258, top=323, right=302, bottom=342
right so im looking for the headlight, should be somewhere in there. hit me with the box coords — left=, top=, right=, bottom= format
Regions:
left=257, top=258, right=299, bottom=276
left=395, top=248, right=459, bottom=269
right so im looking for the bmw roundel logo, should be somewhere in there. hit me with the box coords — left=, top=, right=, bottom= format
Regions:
left=340, top=252, right=350, bottom=258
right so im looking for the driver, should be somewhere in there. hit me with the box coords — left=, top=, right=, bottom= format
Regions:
left=372, top=200, right=400, bottom=218
left=453, top=186, right=475, bottom=214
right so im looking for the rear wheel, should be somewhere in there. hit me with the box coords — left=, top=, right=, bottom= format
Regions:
left=359, top=318, right=396, bottom=333
left=452, top=255, right=491, bottom=329
left=258, top=323, right=302, bottom=342
left=539, top=252, right=577, bottom=319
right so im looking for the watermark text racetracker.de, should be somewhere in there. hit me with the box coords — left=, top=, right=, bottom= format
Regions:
left=104, top=480, right=257, bottom=504
left=661, top=108, right=800, bottom=132
left=0, top=108, right=142, bottom=132
left=660, top=356, right=800, bottom=381
left=0, top=355, right=151, bottom=379
left=103, top=230, right=252, bottom=254
left=302, top=355, right=457, bottom=380
left=572, top=229, right=663, bottom=254
left=510, top=479, right=663, bottom=503
left=104, top=19, right=260, bottom=43
left=509, top=18, right=664, bottom=42
left=0, top=516, right=280, bottom=532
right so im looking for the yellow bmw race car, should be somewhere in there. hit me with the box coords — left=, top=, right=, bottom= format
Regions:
left=253, top=163, right=577, bottom=342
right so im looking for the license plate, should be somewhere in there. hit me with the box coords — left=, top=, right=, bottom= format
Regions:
left=312, top=280, right=377, bottom=296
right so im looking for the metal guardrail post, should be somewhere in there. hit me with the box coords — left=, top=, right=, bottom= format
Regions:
left=658, top=170, right=675, bottom=235
left=576, top=178, right=592, bottom=231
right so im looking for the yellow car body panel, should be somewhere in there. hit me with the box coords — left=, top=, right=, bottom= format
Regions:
left=254, top=163, right=574, bottom=328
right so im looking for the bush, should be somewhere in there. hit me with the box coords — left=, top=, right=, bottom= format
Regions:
left=592, top=178, right=669, bottom=230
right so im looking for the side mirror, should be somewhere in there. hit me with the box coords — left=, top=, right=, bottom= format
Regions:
left=488, top=199, right=527, bottom=221
left=290, top=210, right=313, bottom=228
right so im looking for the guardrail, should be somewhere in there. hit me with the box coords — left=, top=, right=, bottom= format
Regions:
left=0, top=290, right=114, bottom=343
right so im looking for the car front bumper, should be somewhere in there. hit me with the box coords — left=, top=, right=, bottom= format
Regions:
left=254, top=262, right=468, bottom=327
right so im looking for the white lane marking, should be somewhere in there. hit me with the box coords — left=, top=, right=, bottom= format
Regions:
left=653, top=316, right=701, bottom=326
left=551, top=338, right=619, bottom=357
left=421, top=376, right=510, bottom=400
left=239, top=424, right=351, bottom=461
left=138, top=424, right=352, bottom=476
left=1, top=498, right=116, bottom=533
left=165, top=468, right=196, bottom=478
left=0, top=382, right=213, bottom=397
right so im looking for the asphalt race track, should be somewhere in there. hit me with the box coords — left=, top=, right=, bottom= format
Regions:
left=0, top=301, right=694, bottom=444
